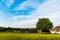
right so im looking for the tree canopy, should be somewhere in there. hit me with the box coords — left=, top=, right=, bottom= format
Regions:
left=36, top=18, right=53, bottom=32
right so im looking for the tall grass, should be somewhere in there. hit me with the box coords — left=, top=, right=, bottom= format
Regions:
left=0, top=33, right=60, bottom=40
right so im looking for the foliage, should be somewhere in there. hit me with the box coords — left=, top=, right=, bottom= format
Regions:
left=36, top=18, right=53, bottom=32
left=0, top=27, right=37, bottom=33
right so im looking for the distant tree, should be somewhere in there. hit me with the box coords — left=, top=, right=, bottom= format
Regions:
left=36, top=18, right=53, bottom=33
left=29, top=28, right=37, bottom=33
left=0, top=27, right=6, bottom=32
left=20, top=29, right=25, bottom=33
left=7, top=27, right=11, bottom=32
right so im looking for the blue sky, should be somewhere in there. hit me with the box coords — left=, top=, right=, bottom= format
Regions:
left=0, top=0, right=60, bottom=28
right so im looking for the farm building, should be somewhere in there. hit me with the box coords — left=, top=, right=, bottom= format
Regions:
left=50, top=26, right=60, bottom=34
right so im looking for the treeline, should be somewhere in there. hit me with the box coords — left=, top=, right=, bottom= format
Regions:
left=0, top=27, right=37, bottom=33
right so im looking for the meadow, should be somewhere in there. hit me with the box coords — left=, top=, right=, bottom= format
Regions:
left=0, top=33, right=60, bottom=40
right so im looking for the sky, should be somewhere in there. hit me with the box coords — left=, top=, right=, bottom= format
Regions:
left=0, top=0, right=60, bottom=28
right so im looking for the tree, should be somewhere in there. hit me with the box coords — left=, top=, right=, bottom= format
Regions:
left=36, top=18, right=53, bottom=33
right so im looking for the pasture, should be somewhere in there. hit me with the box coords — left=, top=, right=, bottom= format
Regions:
left=0, top=33, right=60, bottom=40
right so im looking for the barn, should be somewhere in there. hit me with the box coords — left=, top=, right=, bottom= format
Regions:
left=50, top=26, right=60, bottom=34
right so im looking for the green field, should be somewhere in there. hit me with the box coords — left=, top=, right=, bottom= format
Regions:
left=0, top=33, right=60, bottom=40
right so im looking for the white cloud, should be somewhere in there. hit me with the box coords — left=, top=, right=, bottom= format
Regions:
left=0, top=23, right=10, bottom=27
left=31, top=0, right=60, bottom=15
left=2, top=0, right=14, bottom=7
left=13, top=15, right=30, bottom=20
left=32, top=0, right=60, bottom=26
left=0, top=11, right=10, bottom=27
left=11, top=19, right=37, bottom=28
left=14, top=0, right=41, bottom=10
left=6, top=0, right=14, bottom=7
left=9, top=0, right=60, bottom=28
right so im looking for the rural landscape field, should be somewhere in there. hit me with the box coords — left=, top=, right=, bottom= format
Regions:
left=0, top=0, right=60, bottom=40
left=0, top=32, right=59, bottom=40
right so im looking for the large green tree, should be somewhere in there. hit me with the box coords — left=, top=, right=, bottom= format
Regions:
left=36, top=18, right=53, bottom=32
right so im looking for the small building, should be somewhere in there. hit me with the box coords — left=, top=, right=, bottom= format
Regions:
left=50, top=26, right=60, bottom=34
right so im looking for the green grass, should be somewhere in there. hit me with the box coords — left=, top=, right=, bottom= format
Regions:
left=0, top=33, right=60, bottom=40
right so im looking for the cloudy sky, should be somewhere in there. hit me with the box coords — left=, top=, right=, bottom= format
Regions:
left=0, top=0, right=60, bottom=28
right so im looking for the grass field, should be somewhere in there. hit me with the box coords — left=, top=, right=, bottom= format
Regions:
left=0, top=33, right=60, bottom=40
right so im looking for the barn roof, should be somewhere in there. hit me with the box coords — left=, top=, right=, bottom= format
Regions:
left=51, top=26, right=60, bottom=31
